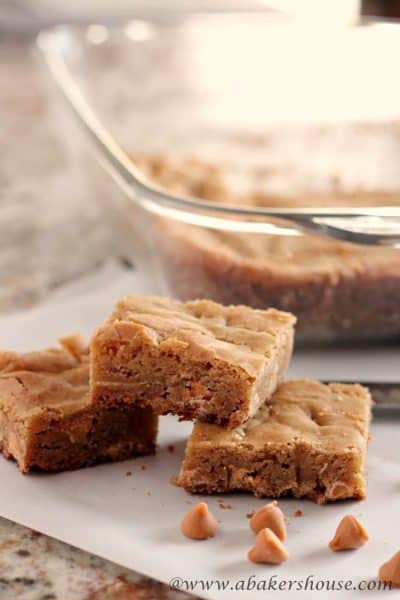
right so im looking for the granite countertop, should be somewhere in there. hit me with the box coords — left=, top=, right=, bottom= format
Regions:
left=0, top=517, right=194, bottom=600
left=0, top=39, right=196, bottom=600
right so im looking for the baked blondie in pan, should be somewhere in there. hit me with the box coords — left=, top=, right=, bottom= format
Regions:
left=132, top=154, right=400, bottom=343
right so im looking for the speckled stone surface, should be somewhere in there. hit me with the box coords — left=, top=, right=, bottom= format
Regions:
left=0, top=517, right=195, bottom=600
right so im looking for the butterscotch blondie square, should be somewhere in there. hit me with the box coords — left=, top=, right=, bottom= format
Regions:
left=178, top=380, right=372, bottom=503
left=91, top=296, right=295, bottom=428
left=0, top=336, right=157, bottom=474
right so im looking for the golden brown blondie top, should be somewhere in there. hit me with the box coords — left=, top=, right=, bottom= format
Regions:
left=131, top=153, right=400, bottom=277
left=190, top=380, right=371, bottom=453
left=130, top=152, right=400, bottom=208
left=0, top=336, right=89, bottom=419
left=101, top=296, right=296, bottom=377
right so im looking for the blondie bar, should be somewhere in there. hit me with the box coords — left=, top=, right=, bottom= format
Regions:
left=91, top=296, right=295, bottom=428
left=178, top=380, right=372, bottom=504
left=0, top=336, right=157, bottom=473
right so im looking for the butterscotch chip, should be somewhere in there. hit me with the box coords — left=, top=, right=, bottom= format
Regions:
left=329, top=515, right=369, bottom=551
left=379, top=551, right=400, bottom=587
left=178, top=380, right=371, bottom=503
left=180, top=502, right=218, bottom=540
left=248, top=528, right=289, bottom=564
left=250, top=501, right=286, bottom=540
left=91, top=295, right=295, bottom=429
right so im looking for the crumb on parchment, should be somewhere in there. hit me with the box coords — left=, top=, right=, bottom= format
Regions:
left=217, top=500, right=232, bottom=510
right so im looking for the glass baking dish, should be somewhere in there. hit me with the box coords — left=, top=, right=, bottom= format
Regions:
left=36, top=14, right=400, bottom=344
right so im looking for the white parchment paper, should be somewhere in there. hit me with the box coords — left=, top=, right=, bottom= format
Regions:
left=0, top=261, right=398, bottom=599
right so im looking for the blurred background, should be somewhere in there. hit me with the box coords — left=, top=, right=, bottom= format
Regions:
left=1, top=0, right=400, bottom=312
left=2, top=5, right=400, bottom=596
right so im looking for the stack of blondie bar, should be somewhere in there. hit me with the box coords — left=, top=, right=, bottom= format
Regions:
left=0, top=296, right=371, bottom=504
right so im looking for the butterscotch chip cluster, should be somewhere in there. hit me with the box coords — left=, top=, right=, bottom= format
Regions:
left=180, top=501, right=400, bottom=586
